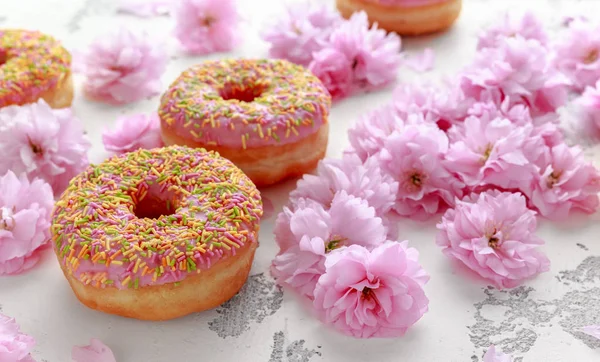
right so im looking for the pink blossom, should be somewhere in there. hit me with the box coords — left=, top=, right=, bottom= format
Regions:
left=290, top=154, right=398, bottom=219
left=272, top=191, right=386, bottom=298
left=576, top=80, right=600, bottom=139
left=72, top=339, right=116, bottom=362
left=309, top=11, right=401, bottom=99
left=460, top=36, right=570, bottom=117
left=436, top=190, right=550, bottom=289
left=446, top=115, right=535, bottom=190
left=554, top=19, right=600, bottom=92
left=0, top=100, right=90, bottom=196
left=0, top=171, right=53, bottom=275
left=391, top=82, right=472, bottom=131
left=0, top=313, right=36, bottom=362
left=346, top=104, right=417, bottom=161
left=117, top=0, right=171, bottom=17
left=478, top=12, right=548, bottom=50
left=261, top=1, right=341, bottom=66
left=313, top=241, right=429, bottom=338
left=102, top=113, right=163, bottom=154
left=580, top=325, right=600, bottom=340
left=308, top=48, right=354, bottom=99
left=483, top=345, right=512, bottom=362
left=378, top=124, right=465, bottom=220
left=525, top=144, right=600, bottom=220
left=173, top=0, right=239, bottom=55
left=81, top=28, right=168, bottom=104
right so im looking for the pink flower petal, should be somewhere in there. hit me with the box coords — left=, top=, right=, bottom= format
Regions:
left=581, top=325, right=600, bottom=340
left=483, top=345, right=512, bottom=362
left=102, top=113, right=163, bottom=154
left=0, top=313, right=36, bottom=361
left=405, top=48, right=435, bottom=73
left=72, top=339, right=116, bottom=362
left=261, top=196, right=275, bottom=220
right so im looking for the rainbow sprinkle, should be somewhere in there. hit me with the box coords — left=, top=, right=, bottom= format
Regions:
left=51, top=146, right=263, bottom=290
left=158, top=59, right=331, bottom=149
left=0, top=29, right=71, bottom=107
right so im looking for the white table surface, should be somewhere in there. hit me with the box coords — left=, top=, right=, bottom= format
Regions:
left=1, top=0, right=599, bottom=361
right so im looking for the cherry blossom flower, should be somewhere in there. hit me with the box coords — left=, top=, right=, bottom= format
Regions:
left=272, top=191, right=386, bottom=298
left=313, top=241, right=429, bottom=338
left=478, top=12, right=547, bottom=50
left=554, top=19, right=600, bottom=91
left=173, top=0, right=239, bottom=55
left=436, top=190, right=550, bottom=289
left=102, top=113, right=163, bottom=154
left=0, top=100, right=90, bottom=195
left=378, top=124, right=465, bottom=220
left=261, top=1, right=341, bottom=66
left=0, top=313, right=36, bottom=362
left=460, top=36, right=570, bottom=117
left=81, top=27, right=167, bottom=104
left=525, top=144, right=600, bottom=220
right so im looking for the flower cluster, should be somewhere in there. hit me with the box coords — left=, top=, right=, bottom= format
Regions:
left=275, top=12, right=600, bottom=333
left=0, top=100, right=90, bottom=275
left=273, top=156, right=429, bottom=338
left=262, top=5, right=402, bottom=100
left=102, top=113, right=164, bottom=154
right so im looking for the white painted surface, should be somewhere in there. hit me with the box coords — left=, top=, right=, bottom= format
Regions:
left=0, top=0, right=599, bottom=361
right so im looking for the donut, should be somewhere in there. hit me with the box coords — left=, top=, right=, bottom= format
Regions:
left=336, top=0, right=462, bottom=36
left=158, top=59, right=331, bottom=187
left=0, top=29, right=73, bottom=108
left=51, top=146, right=263, bottom=321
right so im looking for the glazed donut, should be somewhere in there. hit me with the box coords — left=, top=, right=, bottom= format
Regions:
left=0, top=29, right=73, bottom=108
left=51, top=146, right=263, bottom=321
left=336, top=0, right=462, bottom=36
left=158, top=59, right=331, bottom=187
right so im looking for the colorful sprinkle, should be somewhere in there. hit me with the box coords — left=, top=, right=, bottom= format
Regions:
left=51, top=146, right=263, bottom=290
left=158, top=59, right=331, bottom=148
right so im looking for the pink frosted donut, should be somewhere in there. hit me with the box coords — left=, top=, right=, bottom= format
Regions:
left=158, top=58, right=331, bottom=187
left=51, top=146, right=263, bottom=320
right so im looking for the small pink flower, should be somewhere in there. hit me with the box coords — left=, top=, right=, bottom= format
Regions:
left=81, top=28, right=168, bottom=104
left=478, top=12, right=548, bottom=50
left=272, top=191, right=386, bottom=298
left=309, top=11, right=401, bottom=99
left=580, top=325, right=600, bottom=340
left=308, top=48, right=354, bottom=99
left=436, top=190, right=550, bottom=289
left=173, top=0, right=239, bottom=55
left=0, top=313, right=36, bottom=362
left=391, top=82, right=472, bottom=131
left=576, top=80, right=600, bottom=139
left=554, top=19, right=600, bottom=92
left=290, top=154, right=398, bottom=220
left=102, top=113, right=163, bottom=154
left=525, top=144, right=600, bottom=220
left=483, top=345, right=512, bottom=362
left=378, top=124, right=465, bottom=220
left=347, top=104, right=425, bottom=161
left=0, top=171, right=53, bottom=275
left=460, top=36, right=570, bottom=117
left=446, top=115, right=535, bottom=189
left=0, top=100, right=90, bottom=196
left=261, top=1, right=341, bottom=66
left=72, top=338, right=116, bottom=362
left=313, top=241, right=429, bottom=338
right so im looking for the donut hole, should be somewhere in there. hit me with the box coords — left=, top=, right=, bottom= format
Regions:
left=219, top=82, right=268, bottom=103
left=133, top=187, right=177, bottom=219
